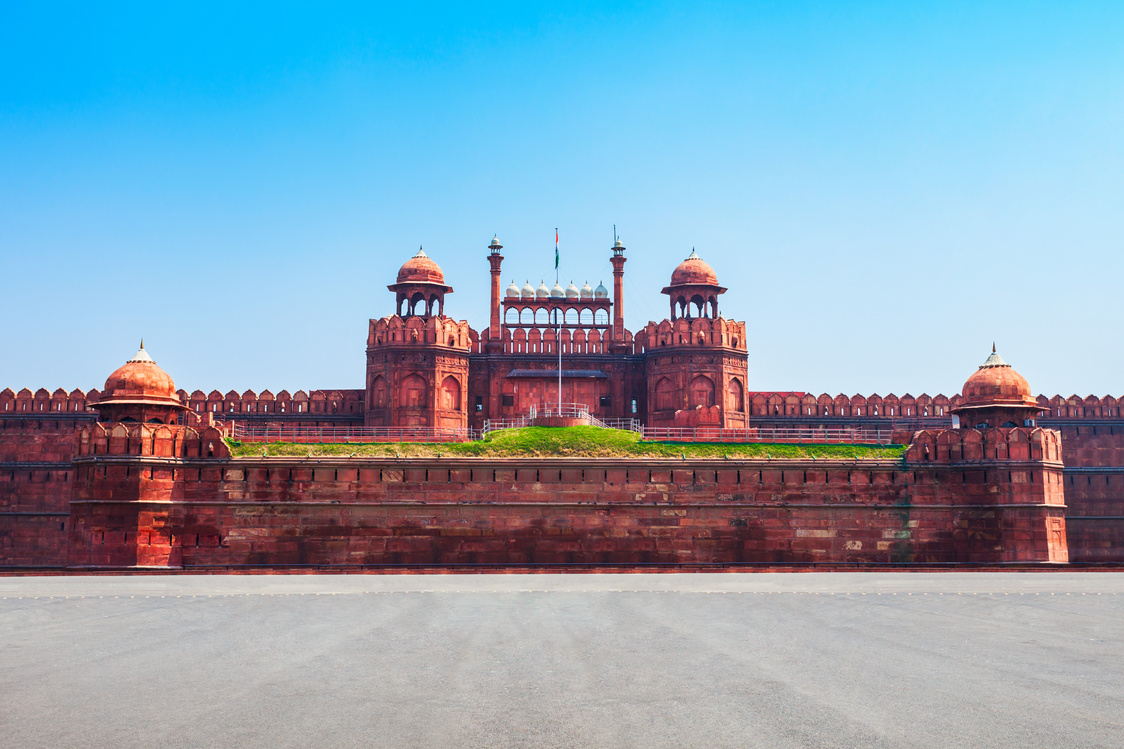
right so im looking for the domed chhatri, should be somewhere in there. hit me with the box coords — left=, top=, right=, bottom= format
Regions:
left=669, top=248, right=720, bottom=287
left=661, top=248, right=728, bottom=320
left=93, top=341, right=186, bottom=424
left=388, top=246, right=454, bottom=318
left=396, top=246, right=447, bottom=285
left=952, top=345, right=1044, bottom=429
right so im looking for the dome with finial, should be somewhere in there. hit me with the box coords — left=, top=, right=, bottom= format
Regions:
left=521, top=281, right=536, bottom=299
left=491, top=234, right=501, bottom=246
left=670, top=248, right=719, bottom=286
left=565, top=282, right=579, bottom=299
left=594, top=281, right=608, bottom=298
left=99, top=341, right=181, bottom=407
left=396, top=246, right=446, bottom=285
left=613, top=238, right=625, bottom=249
left=506, top=280, right=521, bottom=298
left=579, top=281, right=593, bottom=299
left=550, top=282, right=565, bottom=299
left=535, top=281, right=550, bottom=299
left=953, top=344, right=1041, bottom=422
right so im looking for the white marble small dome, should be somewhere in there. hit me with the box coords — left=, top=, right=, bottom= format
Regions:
left=550, top=282, right=565, bottom=299
left=594, top=281, right=609, bottom=298
left=565, top=282, right=579, bottom=299
left=505, top=281, right=520, bottom=298
left=580, top=282, right=593, bottom=299
left=535, top=281, right=550, bottom=299
left=521, top=281, right=536, bottom=299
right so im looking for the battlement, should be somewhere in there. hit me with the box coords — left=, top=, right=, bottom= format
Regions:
left=635, top=317, right=747, bottom=352
left=368, top=314, right=473, bottom=350
left=176, top=388, right=364, bottom=417
left=476, top=325, right=636, bottom=355
left=75, top=422, right=230, bottom=459
left=5, top=386, right=1123, bottom=424
left=905, top=427, right=1063, bottom=464
left=1038, top=394, right=1123, bottom=419
left=0, top=387, right=98, bottom=414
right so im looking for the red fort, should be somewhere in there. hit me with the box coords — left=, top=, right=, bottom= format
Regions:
left=2, top=238, right=1121, bottom=570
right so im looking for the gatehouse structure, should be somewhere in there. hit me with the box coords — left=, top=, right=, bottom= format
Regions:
left=1, top=236, right=1121, bottom=570
left=363, top=239, right=748, bottom=433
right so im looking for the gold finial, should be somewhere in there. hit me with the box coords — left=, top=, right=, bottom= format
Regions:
left=140, top=338, right=144, bottom=350
left=992, top=342, right=996, bottom=353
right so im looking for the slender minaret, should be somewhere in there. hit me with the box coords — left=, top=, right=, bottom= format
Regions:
left=487, top=235, right=504, bottom=352
left=610, top=237, right=627, bottom=348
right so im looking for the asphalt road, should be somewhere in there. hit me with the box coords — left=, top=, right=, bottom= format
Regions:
left=2, top=573, right=1122, bottom=748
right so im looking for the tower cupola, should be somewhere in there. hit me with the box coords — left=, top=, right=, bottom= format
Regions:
left=952, top=345, right=1044, bottom=429
left=388, top=246, right=454, bottom=318
left=662, top=248, right=727, bottom=319
left=93, top=342, right=186, bottom=424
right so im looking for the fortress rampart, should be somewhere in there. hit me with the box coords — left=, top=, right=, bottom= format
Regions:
left=58, top=426, right=1064, bottom=570
left=2, top=238, right=1121, bottom=570
left=0, top=411, right=1071, bottom=569
left=9, top=388, right=1124, bottom=422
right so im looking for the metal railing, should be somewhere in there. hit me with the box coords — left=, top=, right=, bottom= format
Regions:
left=637, top=426, right=897, bottom=445
left=225, top=418, right=897, bottom=447
left=593, top=416, right=644, bottom=432
left=482, top=403, right=604, bottom=436
left=527, top=403, right=591, bottom=418
left=480, top=415, right=535, bottom=435
left=227, top=422, right=475, bottom=444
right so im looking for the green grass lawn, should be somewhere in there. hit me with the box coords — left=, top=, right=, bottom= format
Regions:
left=226, top=426, right=907, bottom=460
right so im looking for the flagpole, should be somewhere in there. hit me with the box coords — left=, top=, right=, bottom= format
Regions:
left=555, top=228, right=562, bottom=415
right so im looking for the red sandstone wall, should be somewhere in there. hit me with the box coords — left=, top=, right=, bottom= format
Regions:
left=1048, top=424, right=1124, bottom=562
left=0, top=418, right=81, bottom=567
left=0, top=412, right=1089, bottom=570
left=64, top=449, right=1066, bottom=569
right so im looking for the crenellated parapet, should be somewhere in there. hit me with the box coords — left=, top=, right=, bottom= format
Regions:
left=905, top=427, right=1063, bottom=464
left=1, top=387, right=97, bottom=415
left=7, top=386, right=1124, bottom=422
left=368, top=313, right=473, bottom=350
left=749, top=392, right=954, bottom=418
left=180, top=388, right=365, bottom=417
left=634, top=317, right=747, bottom=352
left=477, top=325, right=634, bottom=355
left=75, top=422, right=230, bottom=459
left=1039, top=394, right=1123, bottom=419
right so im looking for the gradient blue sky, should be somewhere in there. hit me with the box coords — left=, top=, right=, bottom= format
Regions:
left=2, top=2, right=1122, bottom=398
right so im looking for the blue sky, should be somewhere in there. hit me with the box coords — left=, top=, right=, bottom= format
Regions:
left=2, top=2, right=1122, bottom=398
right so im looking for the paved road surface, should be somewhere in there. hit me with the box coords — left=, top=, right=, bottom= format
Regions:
left=2, top=573, right=1122, bottom=748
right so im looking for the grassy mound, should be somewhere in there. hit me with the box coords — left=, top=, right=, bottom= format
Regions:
left=227, top=426, right=906, bottom=460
